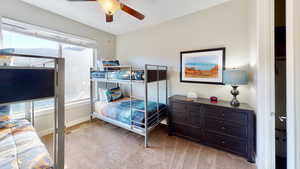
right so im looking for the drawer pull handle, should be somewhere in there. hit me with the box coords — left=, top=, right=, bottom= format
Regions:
left=221, top=141, right=226, bottom=144
left=222, top=113, right=225, bottom=117
left=221, top=127, right=226, bottom=130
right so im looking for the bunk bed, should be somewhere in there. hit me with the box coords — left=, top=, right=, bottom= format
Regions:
left=0, top=50, right=65, bottom=169
left=90, top=63, right=168, bottom=147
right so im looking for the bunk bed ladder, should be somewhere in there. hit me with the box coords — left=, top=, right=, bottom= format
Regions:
left=156, top=65, right=160, bottom=122
left=54, top=58, right=65, bottom=169
left=144, top=64, right=149, bottom=148
left=90, top=68, right=94, bottom=121
left=130, top=66, right=133, bottom=130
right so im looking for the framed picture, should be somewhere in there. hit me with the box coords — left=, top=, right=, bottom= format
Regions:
left=180, top=48, right=225, bottom=85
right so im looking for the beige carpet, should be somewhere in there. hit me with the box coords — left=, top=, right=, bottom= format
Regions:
left=42, top=120, right=257, bottom=169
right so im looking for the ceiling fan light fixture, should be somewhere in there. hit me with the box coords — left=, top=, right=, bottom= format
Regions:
left=97, top=0, right=120, bottom=15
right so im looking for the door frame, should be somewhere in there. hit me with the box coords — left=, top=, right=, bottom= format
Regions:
left=286, top=0, right=300, bottom=168
left=256, top=0, right=276, bottom=168
left=257, top=0, right=300, bottom=169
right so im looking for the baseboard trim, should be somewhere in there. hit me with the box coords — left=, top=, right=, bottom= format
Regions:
left=66, top=116, right=90, bottom=128
left=37, top=116, right=90, bottom=137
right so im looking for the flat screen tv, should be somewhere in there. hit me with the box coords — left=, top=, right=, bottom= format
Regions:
left=0, top=68, right=55, bottom=104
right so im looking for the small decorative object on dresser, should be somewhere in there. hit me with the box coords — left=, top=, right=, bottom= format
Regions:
left=168, top=95, right=256, bottom=163
left=210, top=96, right=218, bottom=103
left=187, top=92, right=198, bottom=99
left=223, top=69, right=248, bottom=107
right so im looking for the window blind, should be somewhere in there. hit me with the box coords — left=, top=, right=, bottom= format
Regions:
left=1, top=18, right=97, bottom=48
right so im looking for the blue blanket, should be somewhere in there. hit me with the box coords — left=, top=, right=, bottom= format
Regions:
left=91, top=70, right=144, bottom=80
left=99, top=99, right=167, bottom=127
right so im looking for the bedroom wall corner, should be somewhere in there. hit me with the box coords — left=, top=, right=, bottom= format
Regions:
left=248, top=0, right=258, bottom=110
left=247, top=0, right=259, bottom=166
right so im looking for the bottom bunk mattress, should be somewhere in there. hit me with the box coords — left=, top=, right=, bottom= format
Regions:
left=0, top=119, right=53, bottom=169
left=94, top=98, right=167, bottom=128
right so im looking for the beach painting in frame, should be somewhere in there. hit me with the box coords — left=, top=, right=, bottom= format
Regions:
left=180, top=48, right=225, bottom=84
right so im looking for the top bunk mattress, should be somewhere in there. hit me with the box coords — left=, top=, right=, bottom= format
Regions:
left=94, top=98, right=167, bottom=128
left=91, top=70, right=144, bottom=80
left=91, top=69, right=167, bottom=82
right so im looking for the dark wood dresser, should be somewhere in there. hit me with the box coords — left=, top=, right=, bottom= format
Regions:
left=168, top=95, right=256, bottom=163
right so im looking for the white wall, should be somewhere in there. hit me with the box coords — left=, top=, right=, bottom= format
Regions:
left=0, top=0, right=116, bottom=59
left=116, top=0, right=253, bottom=104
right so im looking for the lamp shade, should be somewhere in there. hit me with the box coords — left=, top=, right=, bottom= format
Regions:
left=223, top=69, right=248, bottom=85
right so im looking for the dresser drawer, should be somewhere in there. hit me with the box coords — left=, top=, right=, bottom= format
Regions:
left=171, top=102, right=186, bottom=112
left=188, top=105, right=202, bottom=127
left=205, top=118, right=247, bottom=138
left=204, top=106, right=247, bottom=124
left=172, top=123, right=203, bottom=141
left=170, top=102, right=187, bottom=123
left=206, top=132, right=247, bottom=156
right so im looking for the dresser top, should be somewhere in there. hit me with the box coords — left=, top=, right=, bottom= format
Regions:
left=169, top=95, right=254, bottom=111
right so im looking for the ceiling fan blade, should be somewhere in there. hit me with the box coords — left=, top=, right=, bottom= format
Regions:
left=106, top=14, right=113, bottom=22
left=121, top=4, right=145, bottom=20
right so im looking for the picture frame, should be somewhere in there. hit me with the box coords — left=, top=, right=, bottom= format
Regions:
left=180, top=48, right=226, bottom=85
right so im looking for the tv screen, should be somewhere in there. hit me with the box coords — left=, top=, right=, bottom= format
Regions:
left=0, top=68, right=55, bottom=104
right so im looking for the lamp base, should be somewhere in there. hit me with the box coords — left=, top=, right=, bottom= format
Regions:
left=230, top=86, right=240, bottom=107
left=231, top=98, right=240, bottom=107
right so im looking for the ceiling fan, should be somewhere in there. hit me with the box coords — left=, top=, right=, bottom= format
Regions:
left=68, top=0, right=145, bottom=23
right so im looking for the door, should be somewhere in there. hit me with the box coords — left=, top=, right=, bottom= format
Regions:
left=275, top=0, right=287, bottom=168
left=275, top=51, right=287, bottom=169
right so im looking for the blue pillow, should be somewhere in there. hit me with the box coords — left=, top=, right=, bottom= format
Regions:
left=109, top=87, right=123, bottom=101
left=102, top=60, right=120, bottom=71
left=134, top=71, right=144, bottom=80
left=102, top=60, right=120, bottom=66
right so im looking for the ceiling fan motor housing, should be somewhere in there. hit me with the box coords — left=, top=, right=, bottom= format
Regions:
left=68, top=0, right=145, bottom=23
left=97, top=0, right=121, bottom=15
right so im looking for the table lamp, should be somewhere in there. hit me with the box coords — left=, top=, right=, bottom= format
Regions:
left=223, top=69, right=248, bottom=107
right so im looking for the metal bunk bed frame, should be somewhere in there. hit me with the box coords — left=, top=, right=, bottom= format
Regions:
left=0, top=52, right=65, bottom=169
left=90, top=64, right=168, bottom=147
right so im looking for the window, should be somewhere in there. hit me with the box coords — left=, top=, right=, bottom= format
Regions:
left=2, top=30, right=59, bottom=58
left=1, top=26, right=95, bottom=113
left=63, top=44, right=93, bottom=103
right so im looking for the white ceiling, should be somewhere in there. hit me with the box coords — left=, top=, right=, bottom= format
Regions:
left=21, top=0, right=230, bottom=35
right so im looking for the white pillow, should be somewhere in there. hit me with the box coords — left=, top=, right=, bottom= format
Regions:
left=98, top=88, right=110, bottom=103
